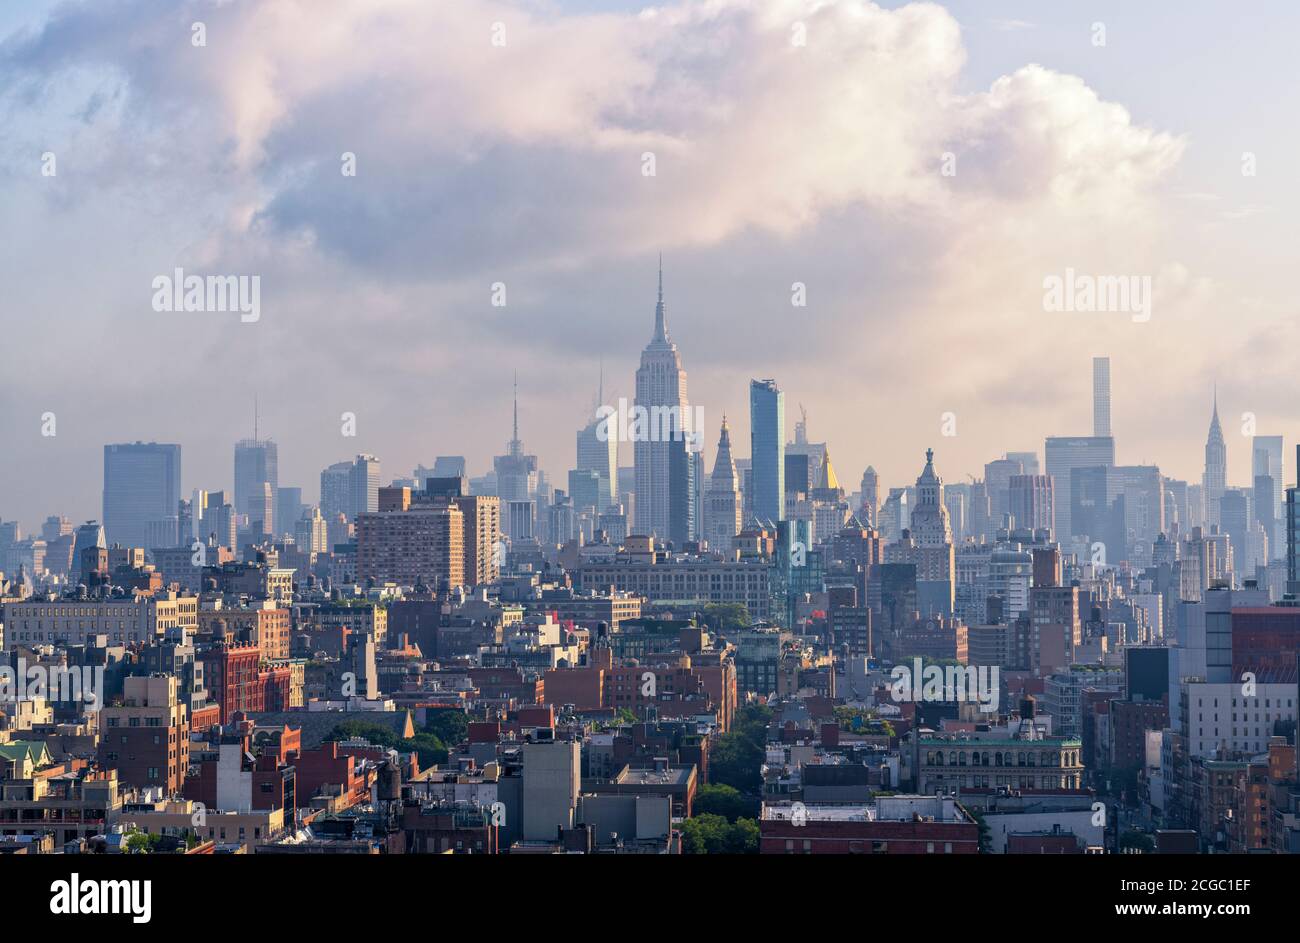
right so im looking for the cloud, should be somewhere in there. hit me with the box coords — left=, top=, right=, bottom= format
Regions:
left=0, top=0, right=1202, bottom=524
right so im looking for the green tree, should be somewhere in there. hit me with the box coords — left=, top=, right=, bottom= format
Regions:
left=679, top=814, right=759, bottom=854
left=709, top=704, right=772, bottom=794
left=695, top=783, right=756, bottom=822
left=702, top=603, right=751, bottom=634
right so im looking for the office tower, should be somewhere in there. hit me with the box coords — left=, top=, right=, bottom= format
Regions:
left=294, top=507, right=329, bottom=553
left=234, top=438, right=278, bottom=535
left=1163, top=477, right=1189, bottom=534
left=1008, top=474, right=1054, bottom=534
left=1044, top=435, right=1115, bottom=540
left=1252, top=435, right=1283, bottom=555
left=634, top=260, right=691, bottom=537
left=859, top=466, right=878, bottom=528
left=320, top=455, right=380, bottom=520
left=320, top=462, right=352, bottom=520
left=506, top=499, right=535, bottom=542
left=749, top=378, right=785, bottom=523
left=41, top=516, right=71, bottom=542
left=705, top=416, right=743, bottom=553
left=200, top=491, right=237, bottom=548
left=1006, top=450, right=1040, bottom=477
left=943, top=487, right=966, bottom=541
left=667, top=419, right=696, bottom=547
left=495, top=378, right=540, bottom=503
left=568, top=469, right=601, bottom=515
left=276, top=486, right=303, bottom=538
left=245, top=481, right=273, bottom=539
left=984, top=456, right=1024, bottom=530
left=432, top=456, right=467, bottom=478
left=576, top=395, right=617, bottom=513
left=1093, top=356, right=1111, bottom=437
left=967, top=480, right=990, bottom=542
left=1070, top=466, right=1124, bottom=563
left=1220, top=488, right=1251, bottom=579
left=352, top=454, right=381, bottom=516
left=1287, top=485, right=1300, bottom=595
left=102, top=442, right=182, bottom=548
left=1113, top=465, right=1164, bottom=563
left=1202, top=391, right=1227, bottom=527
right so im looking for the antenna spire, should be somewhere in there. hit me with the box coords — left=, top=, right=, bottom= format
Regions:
left=653, top=255, right=668, bottom=342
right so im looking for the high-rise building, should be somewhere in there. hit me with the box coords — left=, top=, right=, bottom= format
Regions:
left=320, top=462, right=352, bottom=520
left=234, top=438, right=278, bottom=535
left=1252, top=434, right=1283, bottom=556
left=1008, top=474, right=1054, bottom=534
left=356, top=491, right=465, bottom=590
left=1202, top=391, right=1227, bottom=527
left=1093, top=356, right=1111, bottom=437
left=276, top=486, right=304, bottom=538
left=495, top=377, right=540, bottom=504
left=576, top=383, right=617, bottom=512
left=103, top=442, right=182, bottom=548
left=984, top=456, right=1024, bottom=530
left=1044, top=435, right=1115, bottom=540
left=294, top=506, right=329, bottom=553
left=633, top=260, right=691, bottom=537
left=859, top=466, right=879, bottom=528
left=884, top=449, right=954, bottom=616
left=319, top=455, right=380, bottom=521
left=749, top=379, right=785, bottom=524
left=705, top=416, right=742, bottom=553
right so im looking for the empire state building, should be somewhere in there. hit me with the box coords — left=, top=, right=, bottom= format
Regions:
left=634, top=259, right=691, bottom=537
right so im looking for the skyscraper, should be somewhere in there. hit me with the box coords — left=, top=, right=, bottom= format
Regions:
left=749, top=378, right=785, bottom=524
left=320, top=455, right=381, bottom=521
left=234, top=438, right=278, bottom=535
left=576, top=375, right=617, bottom=512
left=859, top=466, right=879, bottom=528
left=1008, top=474, right=1054, bottom=534
left=1093, top=356, right=1111, bottom=437
left=103, top=442, right=182, bottom=547
left=705, top=415, right=742, bottom=552
left=1252, top=434, right=1283, bottom=556
left=1202, top=391, right=1227, bottom=527
left=495, top=376, right=540, bottom=504
left=1044, top=435, right=1115, bottom=540
left=633, top=259, right=691, bottom=537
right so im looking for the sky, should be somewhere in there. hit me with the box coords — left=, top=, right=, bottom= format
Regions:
left=2, top=0, right=1298, bottom=530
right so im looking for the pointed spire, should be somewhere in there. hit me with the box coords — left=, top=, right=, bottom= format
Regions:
left=653, top=254, right=668, bottom=343
left=510, top=371, right=521, bottom=455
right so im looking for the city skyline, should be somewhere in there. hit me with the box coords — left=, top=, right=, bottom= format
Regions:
left=4, top=1, right=1300, bottom=525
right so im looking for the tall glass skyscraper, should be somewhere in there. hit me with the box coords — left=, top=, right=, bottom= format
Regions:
left=103, top=442, right=182, bottom=547
left=235, top=438, right=278, bottom=534
left=749, top=378, right=785, bottom=523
